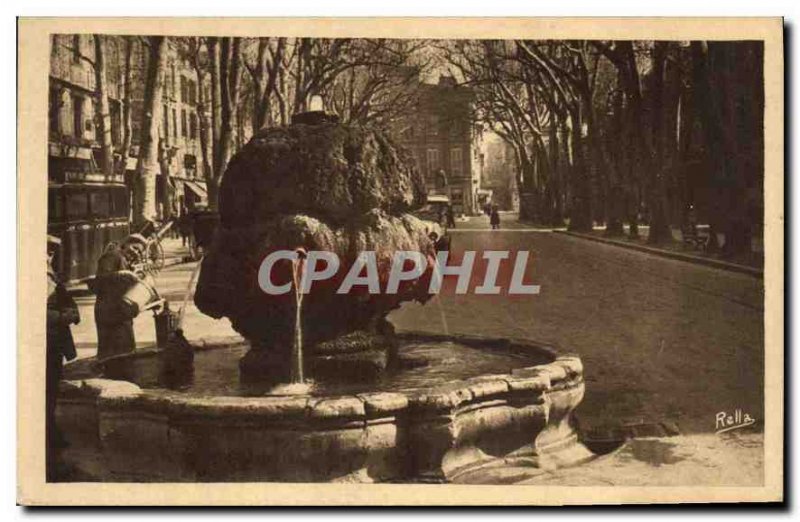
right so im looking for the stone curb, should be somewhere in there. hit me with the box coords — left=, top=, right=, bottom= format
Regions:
left=555, top=230, right=763, bottom=279
left=162, top=256, right=187, bottom=268
left=63, top=336, right=580, bottom=421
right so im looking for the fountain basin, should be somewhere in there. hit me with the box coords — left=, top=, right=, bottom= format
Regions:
left=57, top=334, right=591, bottom=482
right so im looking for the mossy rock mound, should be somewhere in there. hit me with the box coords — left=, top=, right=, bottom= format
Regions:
left=194, top=210, right=440, bottom=349
left=218, top=123, right=427, bottom=228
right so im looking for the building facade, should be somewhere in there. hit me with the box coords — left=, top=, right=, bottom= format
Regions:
left=397, top=75, right=484, bottom=215
left=48, top=35, right=207, bottom=279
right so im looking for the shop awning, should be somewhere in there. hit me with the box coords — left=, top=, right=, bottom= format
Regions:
left=184, top=180, right=208, bottom=199
left=427, top=194, right=450, bottom=203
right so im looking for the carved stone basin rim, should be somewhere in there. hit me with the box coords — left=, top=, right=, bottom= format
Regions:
left=57, top=333, right=589, bottom=483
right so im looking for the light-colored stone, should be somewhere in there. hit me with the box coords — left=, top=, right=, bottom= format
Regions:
left=309, top=396, right=366, bottom=419
left=358, top=392, right=408, bottom=417
left=466, top=379, right=509, bottom=399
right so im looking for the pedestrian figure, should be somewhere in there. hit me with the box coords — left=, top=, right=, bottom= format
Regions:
left=446, top=204, right=456, bottom=229
left=490, top=205, right=501, bottom=230
left=178, top=208, right=193, bottom=250
left=90, top=238, right=153, bottom=359
left=686, top=203, right=698, bottom=237
left=46, top=235, right=79, bottom=476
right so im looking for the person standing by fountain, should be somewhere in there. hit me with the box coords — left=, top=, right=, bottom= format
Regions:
left=46, top=235, right=79, bottom=460
left=90, top=237, right=158, bottom=359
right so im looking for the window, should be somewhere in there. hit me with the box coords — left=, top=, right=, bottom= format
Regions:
left=184, top=154, right=197, bottom=170
left=172, top=109, right=177, bottom=140
left=50, top=35, right=59, bottom=62
left=72, top=35, right=81, bottom=64
left=450, top=119, right=462, bottom=138
left=426, top=148, right=440, bottom=175
left=49, top=86, right=60, bottom=137
left=163, top=67, right=172, bottom=99
left=111, top=187, right=129, bottom=218
left=72, top=94, right=83, bottom=139
left=450, top=147, right=463, bottom=177
left=65, top=190, right=89, bottom=220
left=163, top=104, right=170, bottom=137
left=189, top=112, right=198, bottom=139
left=89, top=190, right=111, bottom=218
left=188, top=79, right=197, bottom=105
left=180, top=76, right=187, bottom=103
left=48, top=188, right=63, bottom=220
left=110, top=100, right=122, bottom=146
left=181, top=109, right=187, bottom=138
left=427, top=115, right=439, bottom=136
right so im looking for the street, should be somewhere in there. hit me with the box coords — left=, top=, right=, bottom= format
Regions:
left=394, top=214, right=764, bottom=435
left=395, top=213, right=765, bottom=485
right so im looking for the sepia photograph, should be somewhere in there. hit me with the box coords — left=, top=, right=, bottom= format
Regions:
left=17, top=17, right=783, bottom=505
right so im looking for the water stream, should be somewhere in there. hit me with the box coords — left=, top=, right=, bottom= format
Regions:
left=289, top=250, right=306, bottom=384
left=177, top=256, right=204, bottom=330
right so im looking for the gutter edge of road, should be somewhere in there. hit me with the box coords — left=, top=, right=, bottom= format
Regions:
left=554, top=230, right=763, bottom=279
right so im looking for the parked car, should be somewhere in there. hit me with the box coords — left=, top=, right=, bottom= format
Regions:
left=413, top=194, right=452, bottom=228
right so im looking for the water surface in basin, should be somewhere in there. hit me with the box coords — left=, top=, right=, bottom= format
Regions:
left=66, top=339, right=553, bottom=397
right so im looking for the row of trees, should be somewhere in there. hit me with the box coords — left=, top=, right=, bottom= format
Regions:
left=82, top=36, right=431, bottom=225
left=74, top=36, right=764, bottom=255
left=442, top=40, right=763, bottom=255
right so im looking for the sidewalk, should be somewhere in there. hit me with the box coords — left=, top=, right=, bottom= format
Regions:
left=449, top=212, right=555, bottom=232
left=68, top=243, right=241, bottom=361
left=160, top=236, right=193, bottom=268
left=556, top=228, right=763, bottom=278
left=455, top=430, right=763, bottom=486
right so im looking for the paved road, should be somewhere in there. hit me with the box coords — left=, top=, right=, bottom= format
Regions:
left=391, top=217, right=764, bottom=435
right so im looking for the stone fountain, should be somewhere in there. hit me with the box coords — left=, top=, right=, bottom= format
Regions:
left=194, top=114, right=437, bottom=387
left=57, top=114, right=600, bottom=483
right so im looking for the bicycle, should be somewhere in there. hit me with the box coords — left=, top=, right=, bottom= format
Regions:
left=125, top=219, right=173, bottom=277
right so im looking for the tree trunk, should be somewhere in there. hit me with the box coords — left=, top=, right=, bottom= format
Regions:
left=604, top=89, right=625, bottom=237
left=701, top=41, right=762, bottom=257
left=617, top=42, right=645, bottom=239
left=567, top=113, right=592, bottom=233
left=277, top=64, right=288, bottom=125
left=209, top=38, right=222, bottom=180
left=646, top=42, right=673, bottom=244
left=192, top=42, right=213, bottom=192
left=133, top=36, right=167, bottom=226
left=217, top=37, right=242, bottom=188
left=205, top=37, right=242, bottom=210
left=548, top=115, right=564, bottom=226
left=120, top=37, right=133, bottom=176
left=93, top=35, right=114, bottom=178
